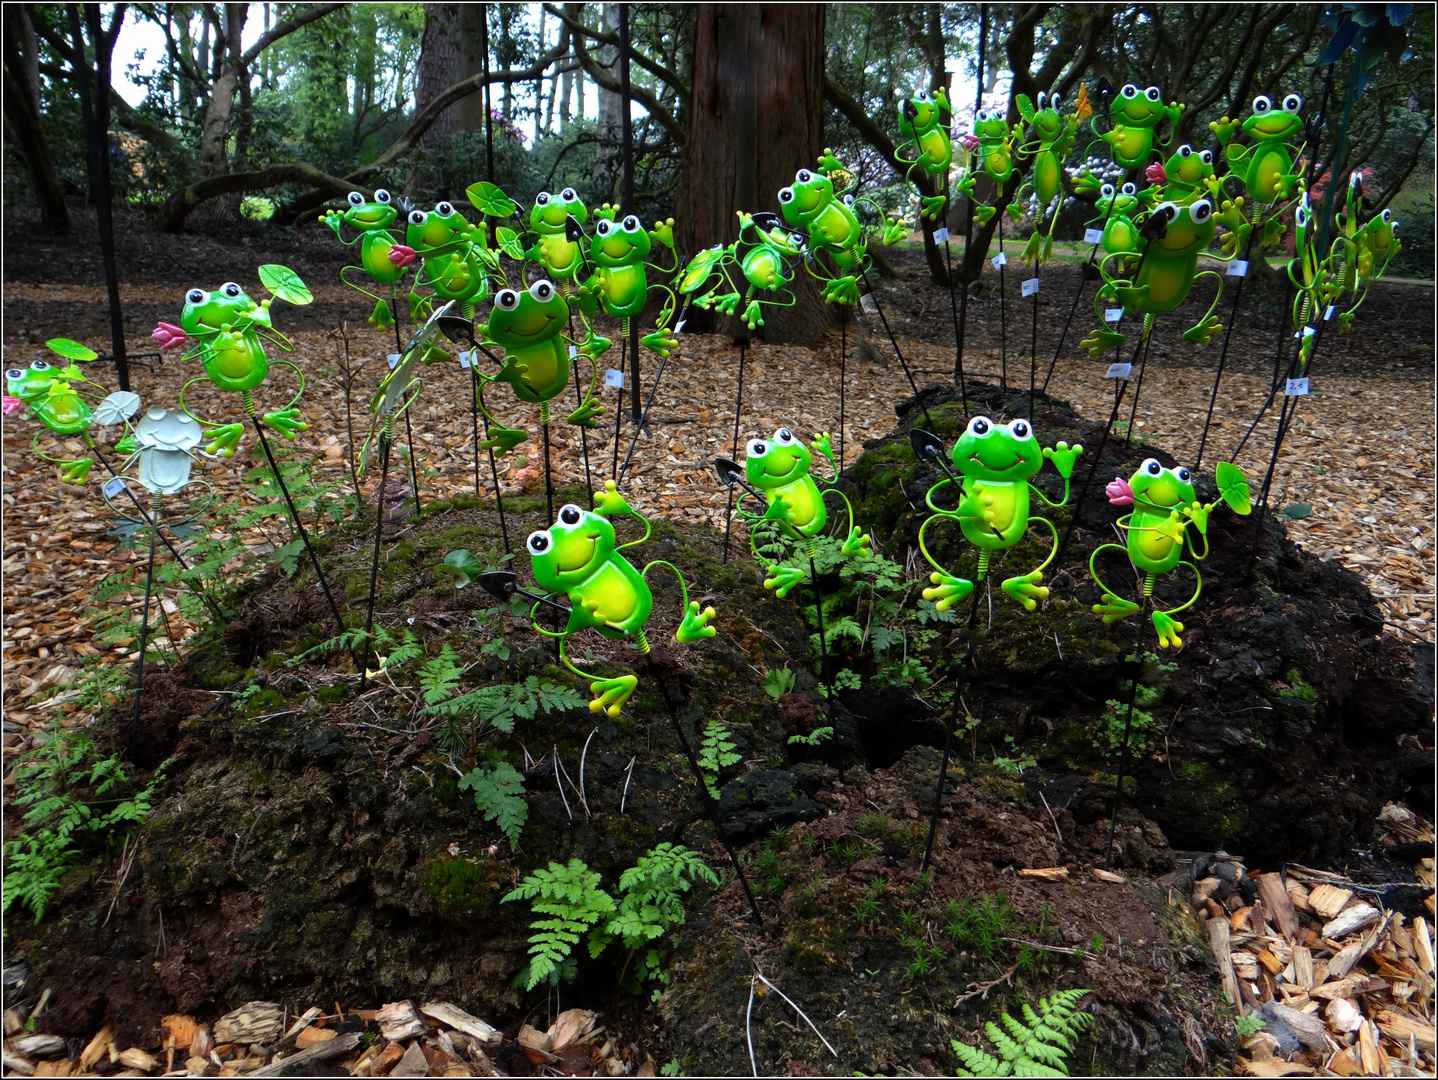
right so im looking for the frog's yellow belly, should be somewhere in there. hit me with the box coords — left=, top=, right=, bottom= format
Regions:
left=776, top=478, right=827, bottom=537
left=583, top=560, right=644, bottom=629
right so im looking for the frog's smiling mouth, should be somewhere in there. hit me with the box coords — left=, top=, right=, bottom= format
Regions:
left=509, top=316, right=557, bottom=339
left=558, top=535, right=598, bottom=572
left=970, top=451, right=1025, bottom=471
left=758, top=457, right=804, bottom=483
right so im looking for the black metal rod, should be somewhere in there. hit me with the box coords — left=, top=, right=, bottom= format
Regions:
left=1230, top=294, right=1299, bottom=465
left=1103, top=630, right=1144, bottom=871
left=1194, top=216, right=1265, bottom=469
left=481, top=5, right=494, bottom=184
left=859, top=268, right=934, bottom=429
left=838, top=316, right=847, bottom=467
left=651, top=669, right=763, bottom=924
left=360, top=430, right=392, bottom=690
left=997, top=214, right=1008, bottom=388
left=474, top=381, right=512, bottom=555
left=808, top=553, right=832, bottom=718
left=721, top=342, right=747, bottom=564
left=1123, top=318, right=1155, bottom=449
left=612, top=377, right=625, bottom=480
left=572, top=352, right=595, bottom=507
left=470, top=363, right=483, bottom=500
left=1042, top=196, right=1118, bottom=394
left=129, top=495, right=161, bottom=727
left=953, top=1, right=986, bottom=395
left=392, top=308, right=423, bottom=515
left=542, top=419, right=554, bottom=526
left=920, top=584, right=985, bottom=873
left=1029, top=253, right=1040, bottom=420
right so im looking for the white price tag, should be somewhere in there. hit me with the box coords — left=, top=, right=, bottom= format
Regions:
left=568, top=344, right=579, bottom=359
left=1084, top=228, right=1104, bottom=245
left=1104, top=308, right=1124, bottom=322
left=1303, top=325, right=1317, bottom=337
left=991, top=252, right=1008, bottom=269
left=457, top=350, right=474, bottom=369
left=860, top=293, right=878, bottom=313
left=1021, top=278, right=1040, bottom=297
left=1285, top=377, right=1310, bottom=396
left=933, top=227, right=950, bottom=243
left=103, top=477, right=126, bottom=498
left=1105, top=363, right=1133, bottom=379
left=1227, top=259, right=1249, bottom=277
left=386, top=352, right=401, bottom=370
left=1324, top=304, right=1335, bottom=321
left=674, top=319, right=686, bottom=335
left=605, top=368, right=625, bottom=389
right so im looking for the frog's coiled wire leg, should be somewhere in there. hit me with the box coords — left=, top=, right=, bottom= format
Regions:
left=339, top=265, right=394, bottom=321
left=1088, top=540, right=1141, bottom=624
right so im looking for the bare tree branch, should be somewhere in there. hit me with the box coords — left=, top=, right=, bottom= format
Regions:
left=569, top=28, right=684, bottom=144
left=541, top=2, right=691, bottom=108
left=239, top=2, right=345, bottom=67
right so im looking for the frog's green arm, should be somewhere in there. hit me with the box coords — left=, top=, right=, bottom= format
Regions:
left=640, top=559, right=694, bottom=608
left=177, top=375, right=220, bottom=426
left=1027, top=479, right=1068, bottom=509
left=1161, top=561, right=1204, bottom=616
left=271, top=359, right=308, bottom=412
left=339, top=265, right=391, bottom=307
left=924, top=476, right=960, bottom=515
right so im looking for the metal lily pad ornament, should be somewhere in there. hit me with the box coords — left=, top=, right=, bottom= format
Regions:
left=913, top=418, right=1083, bottom=612
left=1089, top=459, right=1252, bottom=648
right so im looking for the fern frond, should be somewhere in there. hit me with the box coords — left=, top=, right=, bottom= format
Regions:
left=952, top=1039, right=1012, bottom=1077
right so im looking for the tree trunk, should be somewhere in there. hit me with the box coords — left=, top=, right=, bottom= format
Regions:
left=197, top=4, right=248, bottom=176
left=594, top=4, right=622, bottom=185
left=559, top=47, right=574, bottom=128
left=674, top=5, right=829, bottom=346
left=452, top=4, right=489, bottom=134
left=417, top=2, right=462, bottom=152
left=1, top=6, right=70, bottom=233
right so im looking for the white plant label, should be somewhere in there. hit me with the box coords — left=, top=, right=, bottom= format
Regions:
left=1084, top=228, right=1104, bottom=245
left=1021, top=278, right=1040, bottom=297
left=1303, top=325, right=1317, bottom=337
left=1227, top=259, right=1249, bottom=277
left=991, top=252, right=1008, bottom=269
left=103, top=477, right=127, bottom=498
left=1104, top=307, right=1124, bottom=322
left=568, top=345, right=579, bottom=359
left=457, top=350, right=474, bottom=369
left=1105, top=363, right=1133, bottom=379
left=674, top=319, right=686, bottom=334
left=386, top=352, right=401, bottom=370
left=1285, top=377, right=1310, bottom=396
left=605, top=368, right=625, bottom=389
left=1324, top=305, right=1335, bottom=321
left=933, top=227, right=950, bottom=243
left=860, top=293, right=878, bottom=313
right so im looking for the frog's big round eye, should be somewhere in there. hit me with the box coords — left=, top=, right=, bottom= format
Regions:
left=436, top=201, right=454, bottom=216
left=1252, top=95, right=1272, bottom=114
left=1155, top=202, right=1179, bottom=223
left=1176, top=467, right=1192, bottom=483
left=748, top=440, right=769, bottom=457
left=1008, top=420, right=1030, bottom=439
left=186, top=288, right=206, bottom=304
left=374, top=189, right=392, bottom=203
left=1144, top=459, right=1163, bottom=476
left=1051, top=91, right=1062, bottom=107
left=1191, top=200, right=1213, bottom=223
left=31, top=361, right=50, bottom=371
left=1100, top=183, right=1115, bottom=197
left=1036, top=91, right=1046, bottom=109
left=5, top=369, right=23, bottom=379
left=530, top=280, right=554, bottom=302
left=347, top=192, right=364, bottom=206
left=559, top=504, right=582, bottom=526
left=1145, top=86, right=1161, bottom=102
left=622, top=215, right=640, bottom=232
left=1178, top=145, right=1192, bottom=158
left=409, top=210, right=427, bottom=226
left=1121, top=182, right=1137, bottom=196
left=1382, top=209, right=1393, bottom=223
left=596, top=219, right=613, bottom=235
left=1295, top=204, right=1309, bottom=228
left=495, top=289, right=520, bottom=311
left=775, top=428, right=795, bottom=444
left=526, top=531, right=552, bottom=556
left=560, top=187, right=577, bottom=201
left=1282, top=93, right=1303, bottom=113
left=1120, top=84, right=1138, bottom=98
left=968, top=416, right=992, bottom=437
left=222, top=282, right=242, bottom=298
left=1200, top=150, right=1213, bottom=165
left=797, top=169, right=813, bottom=183
left=778, top=187, right=795, bottom=204
left=535, top=192, right=551, bottom=205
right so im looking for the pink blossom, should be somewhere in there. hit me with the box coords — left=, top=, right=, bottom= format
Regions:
left=2, top=396, right=25, bottom=415
left=1146, top=162, right=1166, bottom=185
left=1106, top=476, right=1135, bottom=505
left=153, top=322, right=187, bottom=350
left=389, top=245, right=418, bottom=268
left=959, top=134, right=981, bottom=152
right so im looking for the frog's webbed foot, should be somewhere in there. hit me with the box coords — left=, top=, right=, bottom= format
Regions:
left=1001, top=570, right=1049, bottom=612
left=1336, top=311, right=1356, bottom=334
left=1041, top=440, right=1083, bottom=479
left=1182, top=501, right=1213, bottom=536
left=676, top=601, right=718, bottom=644
left=588, top=674, right=638, bottom=718
left=821, top=276, right=859, bottom=306
left=114, top=434, right=137, bottom=456
left=59, top=457, right=93, bottom=485
left=594, top=479, right=632, bottom=517
left=203, top=423, right=246, bottom=457
left=369, top=299, right=395, bottom=330
left=1209, top=117, right=1240, bottom=147
left=651, top=217, right=675, bottom=250
left=1263, top=216, right=1286, bottom=250
left=567, top=398, right=605, bottom=428
left=641, top=326, right=678, bottom=358
left=841, top=527, right=871, bottom=559
left=972, top=204, right=996, bottom=227
left=920, top=195, right=947, bottom=222
left=712, top=292, right=742, bottom=316
left=882, top=218, right=908, bottom=245
left=481, top=426, right=527, bottom=455
left=922, top=572, right=975, bottom=611
left=1092, top=593, right=1140, bottom=623
left=1182, top=314, right=1223, bottom=346
left=1152, top=611, right=1184, bottom=650
left=264, top=408, right=307, bottom=439
left=1020, top=232, right=1043, bottom=262
left=811, top=431, right=834, bottom=461
left=580, top=331, right=612, bottom=360
left=763, top=563, right=807, bottom=598
left=1080, top=327, right=1127, bottom=357
left=741, top=301, right=765, bottom=330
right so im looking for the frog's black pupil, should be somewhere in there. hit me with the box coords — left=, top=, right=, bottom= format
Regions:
left=1148, top=462, right=1161, bottom=474
left=1014, top=423, right=1028, bottom=436
left=751, top=442, right=765, bottom=454
left=1179, top=469, right=1191, bottom=481
left=974, top=420, right=988, bottom=434
left=6, top=370, right=20, bottom=378
left=562, top=508, right=579, bottom=523
left=799, top=171, right=811, bottom=182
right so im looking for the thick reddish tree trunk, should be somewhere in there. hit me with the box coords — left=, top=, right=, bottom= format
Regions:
left=675, top=4, right=829, bottom=345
